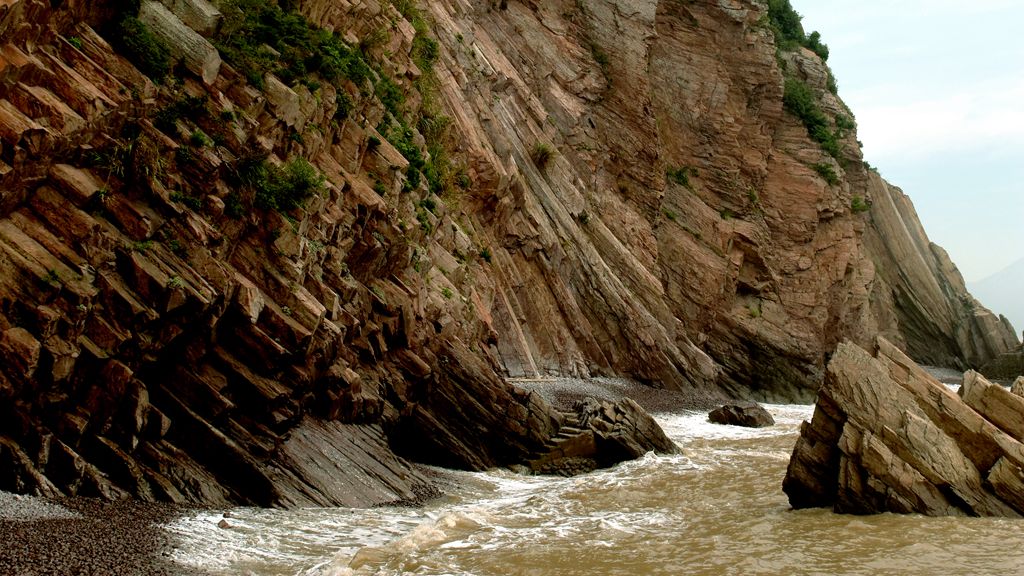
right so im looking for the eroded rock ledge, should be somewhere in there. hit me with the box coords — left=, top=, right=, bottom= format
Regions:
left=784, top=338, right=1024, bottom=517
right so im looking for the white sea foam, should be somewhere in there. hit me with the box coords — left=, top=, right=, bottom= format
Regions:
left=165, top=402, right=816, bottom=576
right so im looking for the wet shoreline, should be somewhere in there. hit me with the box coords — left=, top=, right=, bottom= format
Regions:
left=510, top=376, right=724, bottom=414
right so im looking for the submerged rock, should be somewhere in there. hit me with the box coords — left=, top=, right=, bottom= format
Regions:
left=784, top=337, right=1024, bottom=517
left=708, top=402, right=775, bottom=428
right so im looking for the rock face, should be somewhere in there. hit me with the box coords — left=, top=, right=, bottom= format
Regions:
left=784, top=338, right=1024, bottom=516
left=708, top=402, right=775, bottom=428
left=981, top=344, right=1024, bottom=381
left=0, top=0, right=1015, bottom=506
left=863, top=180, right=1019, bottom=369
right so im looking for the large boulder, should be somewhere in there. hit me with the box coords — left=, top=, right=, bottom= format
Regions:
left=525, top=397, right=680, bottom=476
left=708, top=402, right=775, bottom=428
left=784, top=337, right=1024, bottom=517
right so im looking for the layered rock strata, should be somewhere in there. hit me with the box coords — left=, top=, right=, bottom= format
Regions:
left=784, top=338, right=1024, bottom=516
left=0, top=0, right=1016, bottom=505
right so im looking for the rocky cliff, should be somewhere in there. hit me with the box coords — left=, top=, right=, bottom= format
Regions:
left=0, top=0, right=1015, bottom=505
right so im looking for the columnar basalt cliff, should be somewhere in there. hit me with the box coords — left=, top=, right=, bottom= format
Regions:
left=0, top=0, right=1016, bottom=504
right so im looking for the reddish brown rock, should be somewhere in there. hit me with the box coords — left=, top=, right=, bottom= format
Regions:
left=0, top=327, right=41, bottom=380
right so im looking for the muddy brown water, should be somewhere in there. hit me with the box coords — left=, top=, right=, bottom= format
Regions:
left=164, top=401, right=1024, bottom=576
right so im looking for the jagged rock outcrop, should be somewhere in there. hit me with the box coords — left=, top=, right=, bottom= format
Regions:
left=708, top=402, right=775, bottom=428
left=526, top=397, right=680, bottom=476
left=0, top=0, right=1015, bottom=506
left=784, top=338, right=1024, bottom=516
left=863, top=178, right=1019, bottom=369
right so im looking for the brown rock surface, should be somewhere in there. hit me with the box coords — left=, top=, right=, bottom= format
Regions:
left=0, top=0, right=1015, bottom=508
left=709, top=402, right=775, bottom=428
left=981, top=344, right=1024, bottom=381
left=784, top=338, right=1024, bottom=516
left=527, top=396, right=680, bottom=476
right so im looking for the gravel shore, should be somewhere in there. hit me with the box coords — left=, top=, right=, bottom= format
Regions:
left=512, top=376, right=724, bottom=413
left=0, top=491, right=206, bottom=576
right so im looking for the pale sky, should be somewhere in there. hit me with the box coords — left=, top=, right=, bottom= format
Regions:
left=795, top=0, right=1024, bottom=282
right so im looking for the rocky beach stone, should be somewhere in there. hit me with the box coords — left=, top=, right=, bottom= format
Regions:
left=708, top=403, right=775, bottom=428
left=0, top=491, right=204, bottom=575
left=784, top=338, right=1024, bottom=517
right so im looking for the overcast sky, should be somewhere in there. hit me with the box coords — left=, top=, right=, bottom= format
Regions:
left=794, top=0, right=1024, bottom=282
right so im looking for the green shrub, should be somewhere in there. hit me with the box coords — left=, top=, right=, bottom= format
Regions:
left=412, top=35, right=440, bottom=70
left=335, top=91, right=353, bottom=121
left=813, top=162, right=840, bottom=186
left=117, top=17, right=171, bottom=80
left=784, top=77, right=841, bottom=158
left=419, top=197, right=437, bottom=214
left=387, top=123, right=425, bottom=172
left=767, top=0, right=828, bottom=61
left=170, top=190, right=202, bottom=209
left=215, top=0, right=371, bottom=90
left=530, top=142, right=555, bottom=169
left=851, top=196, right=870, bottom=213
left=376, top=77, right=406, bottom=119
left=804, top=31, right=829, bottom=61
left=190, top=130, right=212, bottom=147
left=154, top=94, right=208, bottom=135
left=241, top=156, right=325, bottom=211
left=666, top=166, right=696, bottom=189
left=416, top=207, right=433, bottom=233
left=835, top=114, right=856, bottom=132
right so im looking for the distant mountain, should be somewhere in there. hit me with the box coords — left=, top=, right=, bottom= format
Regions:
left=970, top=258, right=1024, bottom=336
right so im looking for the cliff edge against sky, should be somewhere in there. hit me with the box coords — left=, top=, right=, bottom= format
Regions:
left=0, top=0, right=1016, bottom=505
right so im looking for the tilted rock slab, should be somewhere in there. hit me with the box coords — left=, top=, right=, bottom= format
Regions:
left=784, top=337, right=1024, bottom=516
left=139, top=0, right=221, bottom=84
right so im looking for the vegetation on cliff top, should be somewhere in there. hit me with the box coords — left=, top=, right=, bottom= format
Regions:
left=783, top=77, right=841, bottom=158
left=768, top=1, right=855, bottom=160
left=767, top=0, right=829, bottom=61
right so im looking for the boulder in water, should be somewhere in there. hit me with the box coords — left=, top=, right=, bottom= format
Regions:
left=784, top=337, right=1024, bottom=517
left=526, top=397, right=680, bottom=476
left=708, top=402, right=775, bottom=428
